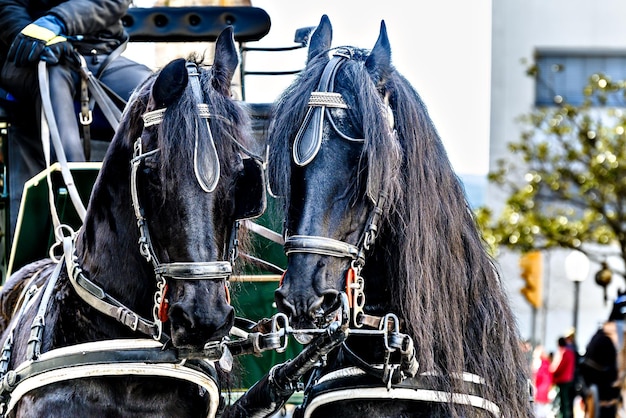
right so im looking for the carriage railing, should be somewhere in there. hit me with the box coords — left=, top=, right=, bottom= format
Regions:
left=239, top=26, right=314, bottom=100
left=121, top=6, right=312, bottom=101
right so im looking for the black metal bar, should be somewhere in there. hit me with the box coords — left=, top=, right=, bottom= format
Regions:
left=243, top=70, right=303, bottom=76
left=122, top=6, right=271, bottom=43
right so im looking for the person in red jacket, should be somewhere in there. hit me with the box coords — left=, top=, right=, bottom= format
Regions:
left=0, top=0, right=152, bottom=241
left=533, top=346, right=554, bottom=418
left=551, top=336, right=576, bottom=418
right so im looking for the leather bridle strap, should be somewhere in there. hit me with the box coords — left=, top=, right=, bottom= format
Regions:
left=62, top=234, right=161, bottom=339
left=187, top=61, right=220, bottom=193
left=293, top=50, right=361, bottom=167
left=154, top=262, right=232, bottom=281
left=284, top=235, right=360, bottom=260
left=130, top=140, right=162, bottom=266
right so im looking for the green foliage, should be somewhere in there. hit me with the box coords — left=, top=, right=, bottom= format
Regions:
left=476, top=70, right=626, bottom=268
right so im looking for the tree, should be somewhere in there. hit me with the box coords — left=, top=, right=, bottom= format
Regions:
left=475, top=67, right=626, bottom=282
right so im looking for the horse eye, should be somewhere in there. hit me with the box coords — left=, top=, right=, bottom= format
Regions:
left=330, top=108, right=362, bottom=138
left=143, top=155, right=160, bottom=170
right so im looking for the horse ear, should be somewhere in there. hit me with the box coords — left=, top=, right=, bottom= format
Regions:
left=153, top=58, right=188, bottom=108
left=212, top=26, right=239, bottom=96
left=307, top=14, right=332, bottom=62
left=365, top=20, right=392, bottom=86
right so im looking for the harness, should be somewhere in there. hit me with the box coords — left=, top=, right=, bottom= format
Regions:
left=301, top=370, right=502, bottom=418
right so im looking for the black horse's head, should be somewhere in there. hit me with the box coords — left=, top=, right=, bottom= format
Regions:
left=82, top=27, right=265, bottom=351
left=137, top=30, right=266, bottom=349
left=268, top=16, right=402, bottom=335
left=267, top=17, right=534, bottom=417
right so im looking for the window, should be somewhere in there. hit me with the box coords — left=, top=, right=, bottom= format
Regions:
left=535, top=49, right=626, bottom=107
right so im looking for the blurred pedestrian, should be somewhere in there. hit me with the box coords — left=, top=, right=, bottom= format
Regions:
left=533, top=345, right=553, bottom=418
left=580, top=320, right=620, bottom=418
left=551, top=336, right=576, bottom=418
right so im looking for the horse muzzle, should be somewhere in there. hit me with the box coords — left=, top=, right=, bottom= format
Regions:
left=275, top=280, right=343, bottom=344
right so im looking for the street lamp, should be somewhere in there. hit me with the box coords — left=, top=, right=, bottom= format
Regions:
left=565, top=250, right=590, bottom=341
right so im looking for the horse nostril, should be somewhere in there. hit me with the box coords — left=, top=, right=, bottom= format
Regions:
left=274, top=288, right=296, bottom=318
left=307, top=294, right=326, bottom=320
left=169, top=304, right=195, bottom=329
left=213, top=307, right=235, bottom=339
left=320, top=289, right=341, bottom=312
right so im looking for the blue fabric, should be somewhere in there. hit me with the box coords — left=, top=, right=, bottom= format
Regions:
left=32, top=15, right=65, bottom=35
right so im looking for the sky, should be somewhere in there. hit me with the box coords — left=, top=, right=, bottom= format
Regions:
left=246, top=0, right=493, bottom=176
left=127, top=0, right=493, bottom=176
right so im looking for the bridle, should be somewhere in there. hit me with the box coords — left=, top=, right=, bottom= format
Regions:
left=129, top=62, right=242, bottom=340
left=277, top=49, right=504, bottom=418
left=281, top=47, right=419, bottom=392
left=283, top=49, right=392, bottom=329
left=60, top=62, right=248, bottom=343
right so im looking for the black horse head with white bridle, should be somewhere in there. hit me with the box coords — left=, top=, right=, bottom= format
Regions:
left=0, top=26, right=266, bottom=417
left=268, top=15, right=532, bottom=417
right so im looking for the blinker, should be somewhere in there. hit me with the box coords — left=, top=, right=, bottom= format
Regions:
left=233, top=157, right=267, bottom=220
left=293, top=54, right=348, bottom=166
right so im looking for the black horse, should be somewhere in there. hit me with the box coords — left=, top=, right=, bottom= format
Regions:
left=0, top=27, right=266, bottom=417
left=267, top=16, right=533, bottom=417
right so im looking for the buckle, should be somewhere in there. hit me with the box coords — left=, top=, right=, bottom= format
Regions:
left=129, top=313, right=139, bottom=332
left=79, top=110, right=93, bottom=125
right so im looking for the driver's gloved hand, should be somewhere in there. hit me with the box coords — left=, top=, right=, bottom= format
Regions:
left=7, top=15, right=73, bottom=67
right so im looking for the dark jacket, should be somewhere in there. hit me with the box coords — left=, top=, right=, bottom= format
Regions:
left=0, top=0, right=131, bottom=57
left=581, top=327, right=619, bottom=402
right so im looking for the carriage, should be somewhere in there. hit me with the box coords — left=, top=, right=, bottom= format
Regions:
left=0, top=5, right=533, bottom=417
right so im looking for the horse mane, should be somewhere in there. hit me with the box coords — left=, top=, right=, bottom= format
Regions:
left=269, top=47, right=531, bottom=416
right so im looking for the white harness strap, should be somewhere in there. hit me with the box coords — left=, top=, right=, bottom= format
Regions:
left=38, top=61, right=87, bottom=228
left=2, top=339, right=221, bottom=418
left=303, top=369, right=501, bottom=418
left=302, top=387, right=501, bottom=418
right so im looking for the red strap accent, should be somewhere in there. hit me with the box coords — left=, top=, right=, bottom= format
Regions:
left=345, top=267, right=355, bottom=308
left=279, top=270, right=287, bottom=287
left=158, top=283, right=169, bottom=322
left=225, top=284, right=231, bottom=305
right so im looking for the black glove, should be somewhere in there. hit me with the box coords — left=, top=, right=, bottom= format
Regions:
left=40, top=36, right=75, bottom=65
left=7, top=15, right=72, bottom=67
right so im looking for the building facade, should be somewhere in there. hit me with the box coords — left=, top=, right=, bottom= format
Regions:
left=489, top=0, right=626, bottom=353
